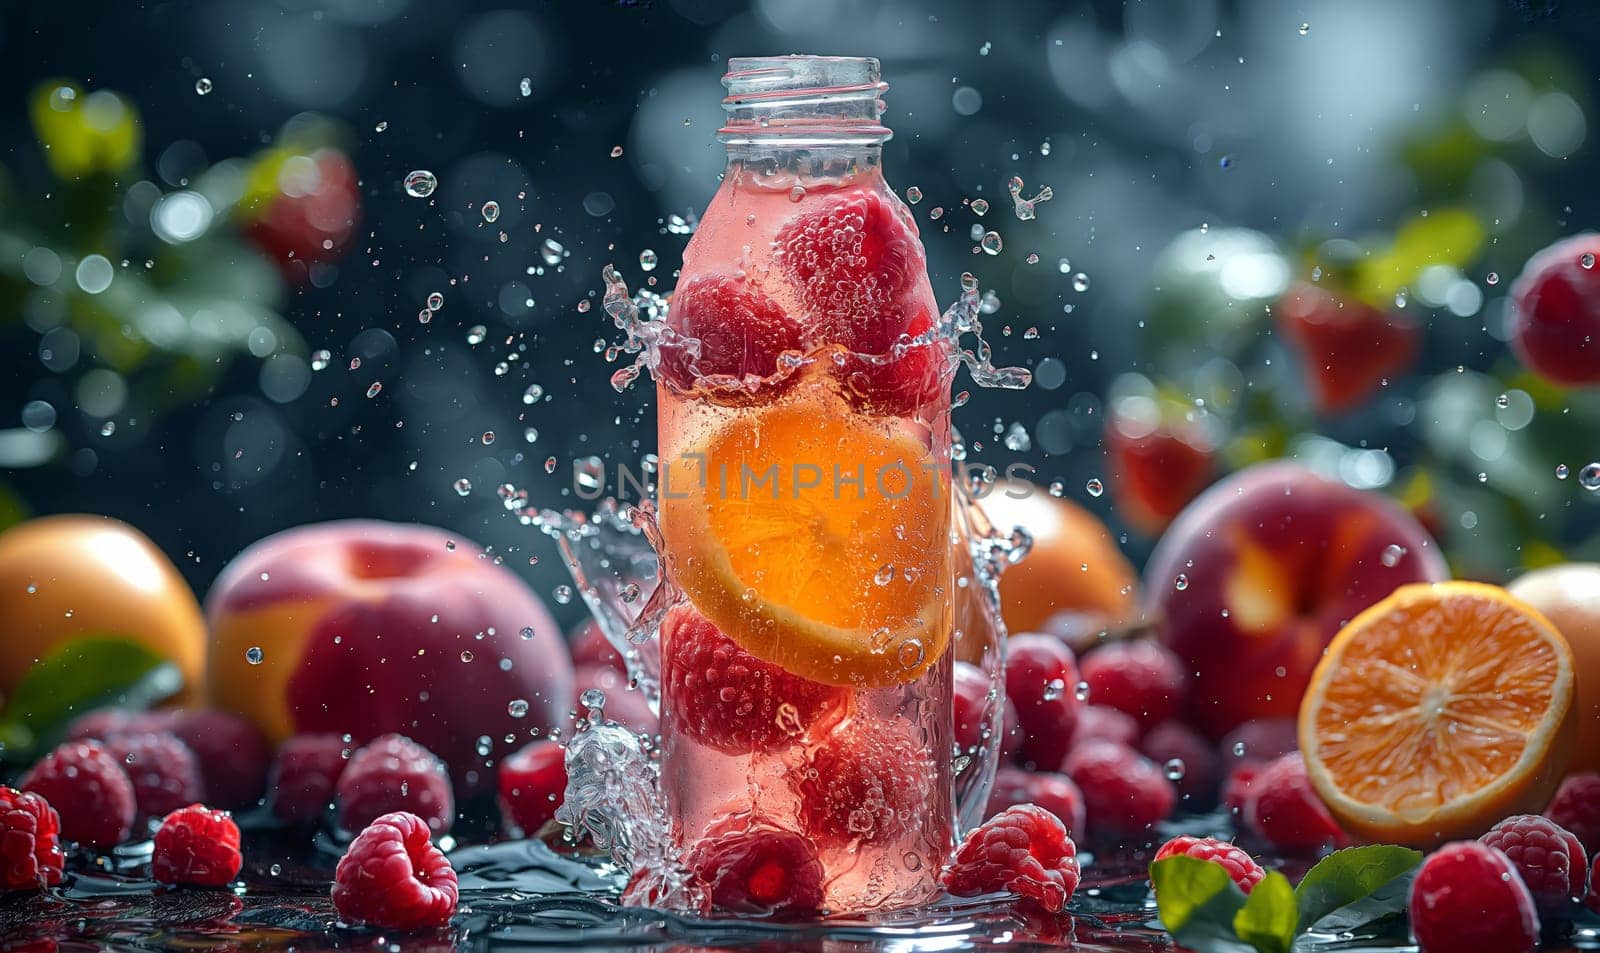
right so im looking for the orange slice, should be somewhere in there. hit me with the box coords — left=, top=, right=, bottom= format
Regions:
left=1299, top=581, right=1576, bottom=846
left=659, top=394, right=950, bottom=687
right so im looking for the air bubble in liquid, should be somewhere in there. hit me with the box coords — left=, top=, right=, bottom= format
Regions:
left=246, top=646, right=264, bottom=665
left=1086, top=478, right=1104, bottom=498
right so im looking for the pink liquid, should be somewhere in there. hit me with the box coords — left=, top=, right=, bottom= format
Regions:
left=655, top=159, right=957, bottom=913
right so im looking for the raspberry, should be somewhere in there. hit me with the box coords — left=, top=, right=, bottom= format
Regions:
left=1480, top=814, right=1587, bottom=917
left=336, top=734, right=455, bottom=835
left=1079, top=640, right=1187, bottom=730
left=0, top=787, right=64, bottom=890
left=1222, top=763, right=1259, bottom=817
left=660, top=605, right=843, bottom=755
left=954, top=661, right=1020, bottom=759
left=1070, top=704, right=1140, bottom=752
left=985, top=767, right=1086, bottom=839
left=332, top=811, right=458, bottom=930
left=1153, top=835, right=1265, bottom=894
left=1063, top=740, right=1176, bottom=839
left=1141, top=721, right=1219, bottom=802
left=572, top=665, right=659, bottom=736
left=684, top=823, right=826, bottom=918
left=104, top=732, right=204, bottom=824
left=66, top=708, right=270, bottom=810
left=795, top=723, right=932, bottom=846
left=1409, top=841, right=1540, bottom=953
left=1219, top=718, right=1299, bottom=771
left=1004, top=634, right=1081, bottom=771
left=20, top=740, right=135, bottom=850
left=151, top=804, right=242, bottom=887
left=775, top=190, right=921, bottom=333
left=941, top=804, right=1081, bottom=913
left=1544, top=772, right=1600, bottom=856
left=832, top=305, right=947, bottom=418
left=1588, top=852, right=1600, bottom=916
left=569, top=619, right=623, bottom=672
left=144, top=709, right=271, bottom=810
left=269, top=733, right=351, bottom=825
left=657, top=275, right=804, bottom=401
left=1246, top=753, right=1346, bottom=855
left=1509, top=233, right=1600, bottom=386
left=498, top=740, right=566, bottom=837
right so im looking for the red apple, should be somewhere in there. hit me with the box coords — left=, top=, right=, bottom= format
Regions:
left=1145, top=461, right=1447, bottom=738
left=1509, top=233, right=1600, bottom=386
left=205, top=520, right=571, bottom=794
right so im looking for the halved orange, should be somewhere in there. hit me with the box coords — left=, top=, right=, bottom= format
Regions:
left=659, top=393, right=950, bottom=687
left=1299, top=581, right=1576, bottom=846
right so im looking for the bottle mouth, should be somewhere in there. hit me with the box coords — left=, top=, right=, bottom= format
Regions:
left=719, top=55, right=891, bottom=148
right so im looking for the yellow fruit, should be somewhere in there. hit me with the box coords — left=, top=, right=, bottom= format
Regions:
left=660, top=395, right=949, bottom=687
left=0, top=514, right=206, bottom=702
left=1508, top=562, right=1600, bottom=773
left=1299, top=581, right=1575, bottom=846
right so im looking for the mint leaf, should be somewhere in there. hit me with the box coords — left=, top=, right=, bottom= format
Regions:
left=0, top=636, right=181, bottom=760
left=1233, top=870, right=1297, bottom=953
left=1294, top=844, right=1423, bottom=933
left=1150, top=856, right=1257, bottom=953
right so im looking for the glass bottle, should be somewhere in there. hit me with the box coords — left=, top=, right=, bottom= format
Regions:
left=652, top=55, right=956, bottom=914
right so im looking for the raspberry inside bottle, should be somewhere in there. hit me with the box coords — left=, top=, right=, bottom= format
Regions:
left=653, top=56, right=956, bottom=914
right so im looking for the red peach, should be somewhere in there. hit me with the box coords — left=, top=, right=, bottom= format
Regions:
left=204, top=520, right=572, bottom=795
left=1145, top=462, right=1447, bottom=738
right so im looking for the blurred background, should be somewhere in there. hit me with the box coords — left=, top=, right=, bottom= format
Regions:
left=2, top=0, right=1598, bottom=629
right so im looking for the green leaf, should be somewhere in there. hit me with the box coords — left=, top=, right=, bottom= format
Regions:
left=1150, top=856, right=1257, bottom=953
left=1234, top=870, right=1297, bottom=953
left=28, top=81, right=141, bottom=180
left=0, top=636, right=181, bottom=760
left=1294, top=844, right=1424, bottom=933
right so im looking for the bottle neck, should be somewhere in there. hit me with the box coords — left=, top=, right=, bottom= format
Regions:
left=718, top=56, right=891, bottom=174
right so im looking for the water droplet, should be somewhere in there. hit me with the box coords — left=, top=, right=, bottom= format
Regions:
left=1072, top=272, right=1090, bottom=292
left=1086, top=478, right=1104, bottom=498
left=1042, top=678, right=1065, bottom=702
left=980, top=231, right=1003, bottom=255
left=610, top=145, right=624, bottom=158
left=1583, top=253, right=1596, bottom=270
left=426, top=292, right=444, bottom=311
left=507, top=699, right=529, bottom=718
left=481, top=431, right=496, bottom=446
left=460, top=650, right=474, bottom=663
left=467, top=325, right=487, bottom=345
left=1219, top=155, right=1234, bottom=169
left=1174, top=573, right=1189, bottom=591
left=481, top=201, right=500, bottom=223
left=1298, top=22, right=1310, bottom=35
left=520, top=626, right=536, bottom=640
left=1074, top=681, right=1091, bottom=702
left=453, top=478, right=472, bottom=497
left=906, top=186, right=923, bottom=204
left=540, top=239, right=565, bottom=266
left=638, top=249, right=658, bottom=272
left=971, top=198, right=989, bottom=216
left=366, top=382, right=382, bottom=399
left=1164, top=758, right=1187, bottom=781
left=788, top=185, right=807, bottom=202
left=874, top=564, right=896, bottom=586
left=898, top=639, right=925, bottom=670
left=245, top=646, right=264, bottom=665
left=1556, top=463, right=1571, bottom=480
left=1057, top=257, right=1072, bottom=274
left=100, top=421, right=116, bottom=437
left=1380, top=544, right=1407, bottom=568
left=522, top=383, right=545, bottom=404
left=403, top=170, right=437, bottom=198
left=311, top=349, right=331, bottom=371
left=1580, top=462, right=1600, bottom=491
left=519, top=77, right=533, bottom=97
left=1496, top=393, right=1510, bottom=409
left=553, top=584, right=573, bottom=605
left=581, top=688, right=607, bottom=711
left=195, top=77, right=213, bottom=96
left=374, top=121, right=388, bottom=133
left=1486, top=272, right=1499, bottom=286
